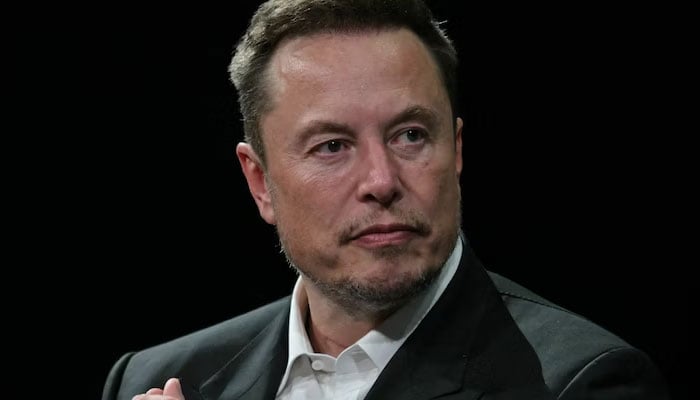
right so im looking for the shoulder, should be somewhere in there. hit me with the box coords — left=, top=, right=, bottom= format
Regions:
left=488, top=272, right=669, bottom=399
left=102, top=296, right=290, bottom=400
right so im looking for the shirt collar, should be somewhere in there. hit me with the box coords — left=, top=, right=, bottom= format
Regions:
left=359, top=237, right=462, bottom=370
left=278, top=237, right=463, bottom=390
left=276, top=276, right=315, bottom=394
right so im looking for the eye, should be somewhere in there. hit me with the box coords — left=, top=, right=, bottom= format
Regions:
left=394, top=128, right=427, bottom=144
left=315, top=139, right=346, bottom=154
left=403, top=129, right=424, bottom=142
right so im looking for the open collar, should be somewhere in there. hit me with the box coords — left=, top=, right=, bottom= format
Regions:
left=196, top=238, right=553, bottom=400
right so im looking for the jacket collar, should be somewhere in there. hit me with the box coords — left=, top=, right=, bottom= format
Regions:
left=197, top=238, right=553, bottom=400
left=198, top=304, right=290, bottom=400
left=364, top=239, right=554, bottom=400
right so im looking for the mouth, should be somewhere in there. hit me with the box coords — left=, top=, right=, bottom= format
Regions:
left=349, top=223, right=423, bottom=248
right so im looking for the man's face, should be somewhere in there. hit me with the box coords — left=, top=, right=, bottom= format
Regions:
left=239, top=28, right=463, bottom=311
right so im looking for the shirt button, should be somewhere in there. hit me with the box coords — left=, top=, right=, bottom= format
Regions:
left=311, top=359, right=325, bottom=371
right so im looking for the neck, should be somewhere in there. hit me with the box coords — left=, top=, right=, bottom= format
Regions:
left=303, top=280, right=391, bottom=357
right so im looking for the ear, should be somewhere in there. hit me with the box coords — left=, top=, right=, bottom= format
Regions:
left=235, top=143, right=277, bottom=225
left=455, top=117, right=463, bottom=179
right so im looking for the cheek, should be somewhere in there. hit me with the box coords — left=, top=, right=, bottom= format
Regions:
left=270, top=168, right=344, bottom=226
left=411, top=159, right=459, bottom=203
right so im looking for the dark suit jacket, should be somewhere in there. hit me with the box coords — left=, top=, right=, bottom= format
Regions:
left=102, top=243, right=669, bottom=399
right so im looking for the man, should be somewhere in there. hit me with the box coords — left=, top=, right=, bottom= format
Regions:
left=103, top=1, right=669, bottom=399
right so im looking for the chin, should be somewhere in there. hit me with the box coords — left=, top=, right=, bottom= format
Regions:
left=308, top=261, right=444, bottom=317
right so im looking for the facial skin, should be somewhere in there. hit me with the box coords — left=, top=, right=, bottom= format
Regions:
left=237, top=28, right=463, bottom=320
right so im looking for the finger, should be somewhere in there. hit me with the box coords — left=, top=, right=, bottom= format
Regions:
left=146, top=388, right=164, bottom=395
left=132, top=395, right=163, bottom=400
left=163, top=377, right=185, bottom=400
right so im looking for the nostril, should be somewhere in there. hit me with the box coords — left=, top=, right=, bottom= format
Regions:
left=362, top=185, right=400, bottom=206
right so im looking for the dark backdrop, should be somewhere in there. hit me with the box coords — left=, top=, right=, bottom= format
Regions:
left=70, top=1, right=686, bottom=398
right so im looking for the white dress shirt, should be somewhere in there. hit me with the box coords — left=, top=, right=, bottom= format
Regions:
left=276, top=238, right=463, bottom=400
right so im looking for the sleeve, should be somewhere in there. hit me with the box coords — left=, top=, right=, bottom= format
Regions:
left=101, top=352, right=135, bottom=400
left=557, top=347, right=670, bottom=400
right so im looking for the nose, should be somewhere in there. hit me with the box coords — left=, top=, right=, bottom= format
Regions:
left=356, top=142, right=401, bottom=206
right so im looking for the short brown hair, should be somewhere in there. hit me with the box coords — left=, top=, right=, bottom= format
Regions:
left=229, top=0, right=458, bottom=165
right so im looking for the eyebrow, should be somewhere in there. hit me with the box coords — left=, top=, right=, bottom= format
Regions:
left=381, top=105, right=441, bottom=133
left=298, top=121, right=354, bottom=143
left=296, top=105, right=442, bottom=145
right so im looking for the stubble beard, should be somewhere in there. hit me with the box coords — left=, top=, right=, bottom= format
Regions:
left=276, top=209, right=461, bottom=319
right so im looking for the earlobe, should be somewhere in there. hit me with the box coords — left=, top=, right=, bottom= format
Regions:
left=455, top=117, right=463, bottom=177
left=235, top=143, right=277, bottom=225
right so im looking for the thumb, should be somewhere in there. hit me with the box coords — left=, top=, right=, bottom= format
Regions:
left=163, top=378, right=185, bottom=400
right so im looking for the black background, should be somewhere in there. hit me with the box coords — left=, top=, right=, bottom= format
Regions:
left=56, top=1, right=687, bottom=398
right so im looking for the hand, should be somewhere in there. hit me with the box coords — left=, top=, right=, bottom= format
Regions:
left=132, top=378, right=185, bottom=400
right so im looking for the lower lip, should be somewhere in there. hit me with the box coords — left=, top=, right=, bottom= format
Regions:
left=353, top=230, right=416, bottom=248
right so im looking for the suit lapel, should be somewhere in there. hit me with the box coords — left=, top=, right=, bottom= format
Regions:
left=366, top=241, right=554, bottom=399
left=196, top=240, right=553, bottom=400
left=198, top=303, right=289, bottom=400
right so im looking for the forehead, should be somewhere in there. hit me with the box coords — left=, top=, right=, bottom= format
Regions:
left=266, top=28, right=445, bottom=100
